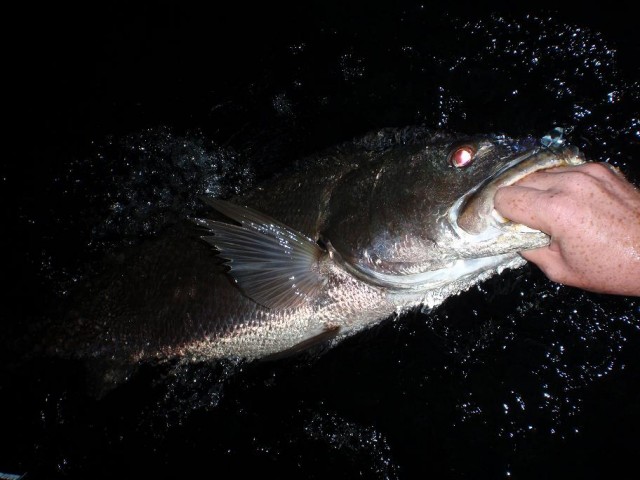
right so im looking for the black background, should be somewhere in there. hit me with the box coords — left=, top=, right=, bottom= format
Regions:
left=3, top=1, right=639, bottom=479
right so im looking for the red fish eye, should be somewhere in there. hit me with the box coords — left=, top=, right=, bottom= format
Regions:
left=449, top=146, right=475, bottom=168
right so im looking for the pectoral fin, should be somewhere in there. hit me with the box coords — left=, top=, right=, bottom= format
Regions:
left=195, top=198, right=327, bottom=310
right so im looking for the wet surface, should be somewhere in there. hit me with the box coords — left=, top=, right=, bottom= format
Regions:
left=2, top=3, right=639, bottom=479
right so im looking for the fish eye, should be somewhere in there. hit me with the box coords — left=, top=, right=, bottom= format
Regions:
left=449, top=145, right=476, bottom=168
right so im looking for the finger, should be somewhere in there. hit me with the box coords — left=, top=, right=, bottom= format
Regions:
left=493, top=185, right=553, bottom=233
left=513, top=162, right=619, bottom=190
left=519, top=246, right=568, bottom=285
left=509, top=168, right=574, bottom=190
left=519, top=246, right=554, bottom=265
left=572, top=162, right=624, bottom=181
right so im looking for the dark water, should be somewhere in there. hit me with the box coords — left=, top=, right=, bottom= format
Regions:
left=2, top=3, right=639, bottom=479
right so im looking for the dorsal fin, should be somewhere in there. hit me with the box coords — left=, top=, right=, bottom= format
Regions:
left=195, top=199, right=327, bottom=310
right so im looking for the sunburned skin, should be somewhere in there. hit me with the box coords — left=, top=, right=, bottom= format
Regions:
left=494, top=163, right=640, bottom=296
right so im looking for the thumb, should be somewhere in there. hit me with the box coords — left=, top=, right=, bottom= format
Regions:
left=494, top=185, right=553, bottom=234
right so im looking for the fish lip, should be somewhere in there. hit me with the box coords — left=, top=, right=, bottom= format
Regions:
left=492, top=145, right=585, bottom=189
left=449, top=144, right=586, bottom=237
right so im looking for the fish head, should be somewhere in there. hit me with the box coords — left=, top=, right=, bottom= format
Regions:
left=322, top=129, right=585, bottom=292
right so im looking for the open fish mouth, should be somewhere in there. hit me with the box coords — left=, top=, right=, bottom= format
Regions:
left=453, top=139, right=586, bottom=236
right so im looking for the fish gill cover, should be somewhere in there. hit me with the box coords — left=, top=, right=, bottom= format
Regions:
left=1, top=3, right=638, bottom=479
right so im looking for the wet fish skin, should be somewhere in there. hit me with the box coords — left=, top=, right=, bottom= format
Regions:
left=48, top=127, right=584, bottom=366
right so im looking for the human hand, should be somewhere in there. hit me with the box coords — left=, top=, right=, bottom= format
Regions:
left=494, top=162, right=640, bottom=296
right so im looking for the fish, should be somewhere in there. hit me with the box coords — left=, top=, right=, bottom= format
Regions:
left=45, top=126, right=585, bottom=373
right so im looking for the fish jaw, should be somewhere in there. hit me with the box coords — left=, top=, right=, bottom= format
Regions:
left=387, top=254, right=528, bottom=311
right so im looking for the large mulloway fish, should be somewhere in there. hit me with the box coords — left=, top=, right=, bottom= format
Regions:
left=49, top=127, right=584, bottom=372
